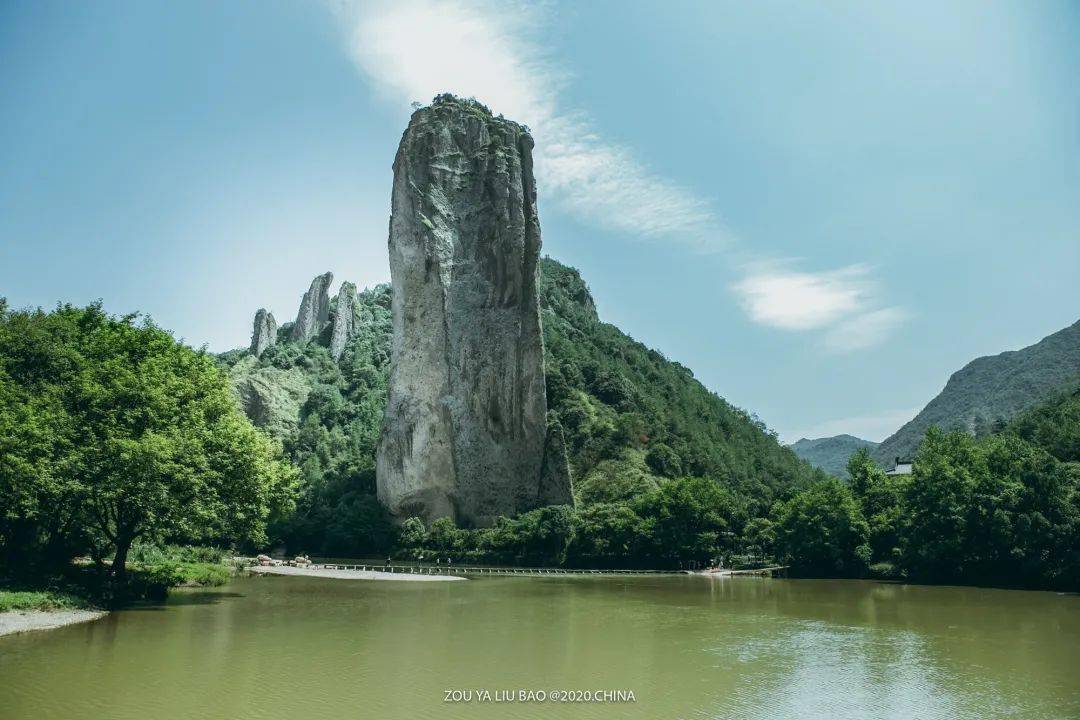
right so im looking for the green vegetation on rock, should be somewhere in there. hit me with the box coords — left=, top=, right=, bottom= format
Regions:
left=220, top=284, right=395, bottom=556
left=223, top=258, right=823, bottom=566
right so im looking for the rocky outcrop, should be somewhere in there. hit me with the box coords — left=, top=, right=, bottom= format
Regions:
left=230, top=356, right=312, bottom=440
left=290, top=272, right=334, bottom=343
left=249, top=309, right=278, bottom=357
left=330, top=282, right=357, bottom=361
left=377, top=96, right=572, bottom=526
left=538, top=417, right=573, bottom=507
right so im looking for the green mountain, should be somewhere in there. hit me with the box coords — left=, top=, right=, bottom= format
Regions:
left=790, top=435, right=879, bottom=479
left=538, top=258, right=822, bottom=510
left=873, top=319, right=1080, bottom=467
left=221, top=257, right=823, bottom=554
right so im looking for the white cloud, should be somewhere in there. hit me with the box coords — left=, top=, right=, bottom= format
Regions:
left=334, top=0, right=721, bottom=246
left=335, top=0, right=906, bottom=349
left=822, top=307, right=910, bottom=354
left=732, top=263, right=874, bottom=330
left=732, top=261, right=908, bottom=352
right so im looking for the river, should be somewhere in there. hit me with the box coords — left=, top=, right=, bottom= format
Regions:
left=1, top=574, right=1077, bottom=719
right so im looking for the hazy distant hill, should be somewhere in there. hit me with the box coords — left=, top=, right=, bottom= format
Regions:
left=790, top=435, right=879, bottom=478
left=873, top=319, right=1080, bottom=466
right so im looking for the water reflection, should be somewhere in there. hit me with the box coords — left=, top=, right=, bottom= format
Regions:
left=0, top=575, right=1076, bottom=720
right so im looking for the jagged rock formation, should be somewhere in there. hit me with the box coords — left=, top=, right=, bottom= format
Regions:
left=377, top=96, right=572, bottom=526
left=223, top=254, right=823, bottom=558
left=330, top=282, right=357, bottom=361
left=249, top=309, right=277, bottom=357
left=290, top=272, right=334, bottom=343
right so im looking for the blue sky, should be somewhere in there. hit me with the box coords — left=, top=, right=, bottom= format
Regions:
left=2, top=0, right=1078, bottom=443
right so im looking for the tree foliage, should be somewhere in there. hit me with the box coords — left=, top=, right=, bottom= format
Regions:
left=0, top=302, right=297, bottom=581
left=775, top=389, right=1080, bottom=589
left=774, top=478, right=870, bottom=576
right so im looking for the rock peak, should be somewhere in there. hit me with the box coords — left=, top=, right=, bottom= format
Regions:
left=377, top=98, right=572, bottom=526
left=330, top=281, right=357, bottom=361
left=250, top=309, right=277, bottom=357
left=290, top=272, right=334, bottom=343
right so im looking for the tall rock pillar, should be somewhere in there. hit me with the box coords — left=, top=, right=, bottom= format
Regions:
left=290, top=272, right=333, bottom=343
left=250, top=309, right=277, bottom=357
left=330, top=281, right=357, bottom=361
left=377, top=96, right=571, bottom=526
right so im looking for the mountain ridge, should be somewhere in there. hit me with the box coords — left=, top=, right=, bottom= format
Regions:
left=790, top=435, right=879, bottom=478
left=872, top=319, right=1080, bottom=465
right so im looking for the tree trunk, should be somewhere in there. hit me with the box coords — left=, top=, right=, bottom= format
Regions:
left=111, top=534, right=133, bottom=584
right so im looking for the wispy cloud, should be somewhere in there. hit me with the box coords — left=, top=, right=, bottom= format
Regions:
left=732, top=261, right=908, bottom=352
left=822, top=307, right=910, bottom=354
left=334, top=0, right=721, bottom=246
left=335, top=0, right=906, bottom=349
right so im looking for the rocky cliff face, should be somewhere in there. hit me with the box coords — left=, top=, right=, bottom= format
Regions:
left=330, top=282, right=357, bottom=361
left=249, top=308, right=277, bottom=357
left=377, top=96, right=572, bottom=526
left=290, top=272, right=334, bottom=343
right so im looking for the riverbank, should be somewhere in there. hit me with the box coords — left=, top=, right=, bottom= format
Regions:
left=0, top=608, right=107, bottom=637
left=0, top=588, right=107, bottom=637
left=695, top=566, right=787, bottom=577
left=250, top=565, right=466, bottom=581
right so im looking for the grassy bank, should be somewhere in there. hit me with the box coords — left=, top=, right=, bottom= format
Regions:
left=2, top=544, right=234, bottom=612
left=137, top=561, right=230, bottom=589
left=127, top=542, right=231, bottom=590
left=0, top=589, right=96, bottom=613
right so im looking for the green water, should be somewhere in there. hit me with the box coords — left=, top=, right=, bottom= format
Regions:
left=1, top=575, right=1077, bottom=719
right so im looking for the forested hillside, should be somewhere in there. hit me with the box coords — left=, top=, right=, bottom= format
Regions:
left=221, top=258, right=824, bottom=558
left=538, top=258, right=821, bottom=513
left=790, top=435, right=879, bottom=478
left=873, top=319, right=1080, bottom=466
left=773, top=385, right=1080, bottom=589
left=219, top=285, right=394, bottom=554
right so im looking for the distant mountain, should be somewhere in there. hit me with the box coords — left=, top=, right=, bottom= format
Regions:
left=790, top=435, right=879, bottom=478
left=873, top=319, right=1080, bottom=466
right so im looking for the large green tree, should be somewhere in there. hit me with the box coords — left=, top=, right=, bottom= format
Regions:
left=637, top=476, right=739, bottom=567
left=567, top=502, right=651, bottom=567
left=900, top=424, right=1079, bottom=587
left=847, top=448, right=906, bottom=562
left=900, top=427, right=982, bottom=581
left=0, top=302, right=298, bottom=581
left=774, top=478, right=870, bottom=576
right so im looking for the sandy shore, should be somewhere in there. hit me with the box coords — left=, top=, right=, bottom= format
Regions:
left=0, top=609, right=108, bottom=638
left=250, top=565, right=466, bottom=581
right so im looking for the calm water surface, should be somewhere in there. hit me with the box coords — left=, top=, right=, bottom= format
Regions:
left=1, top=575, right=1077, bottom=719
